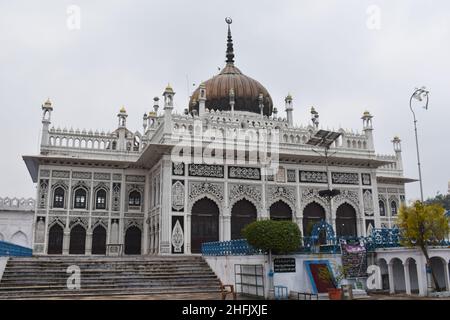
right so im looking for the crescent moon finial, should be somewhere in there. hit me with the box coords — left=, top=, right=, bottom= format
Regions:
left=225, top=17, right=232, bottom=25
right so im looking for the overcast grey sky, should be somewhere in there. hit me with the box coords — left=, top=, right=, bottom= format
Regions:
left=0, top=0, right=449, bottom=201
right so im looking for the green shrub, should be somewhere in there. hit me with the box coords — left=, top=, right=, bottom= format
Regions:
left=242, top=220, right=302, bottom=254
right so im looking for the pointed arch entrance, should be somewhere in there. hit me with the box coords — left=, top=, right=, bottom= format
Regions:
left=231, top=199, right=257, bottom=240
left=69, top=224, right=86, bottom=254
left=269, top=200, right=292, bottom=221
left=124, top=226, right=142, bottom=255
left=335, top=203, right=357, bottom=237
left=191, top=197, right=220, bottom=253
left=92, top=225, right=107, bottom=255
left=48, top=224, right=63, bottom=255
left=303, top=202, right=326, bottom=237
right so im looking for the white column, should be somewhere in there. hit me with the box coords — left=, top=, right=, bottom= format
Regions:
left=159, top=157, right=172, bottom=254
left=85, top=229, right=92, bottom=255
left=443, top=259, right=450, bottom=291
left=404, top=262, right=411, bottom=295
left=388, top=262, right=395, bottom=294
left=416, top=256, right=427, bottom=296
left=143, top=173, right=150, bottom=254
left=186, top=214, right=191, bottom=254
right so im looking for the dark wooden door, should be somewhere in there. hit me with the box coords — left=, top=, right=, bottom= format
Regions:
left=269, top=200, right=292, bottom=221
left=125, top=226, right=141, bottom=255
left=231, top=199, right=257, bottom=240
left=69, top=225, right=86, bottom=254
left=336, top=203, right=357, bottom=237
left=303, top=202, right=327, bottom=244
left=92, top=225, right=107, bottom=255
left=47, top=224, right=63, bottom=254
left=191, top=198, right=219, bottom=253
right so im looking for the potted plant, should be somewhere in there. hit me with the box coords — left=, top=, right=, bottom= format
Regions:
left=318, top=263, right=349, bottom=300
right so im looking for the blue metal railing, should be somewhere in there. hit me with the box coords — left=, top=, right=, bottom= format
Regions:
left=0, top=241, right=32, bottom=257
left=201, top=228, right=450, bottom=256
left=202, top=239, right=264, bottom=256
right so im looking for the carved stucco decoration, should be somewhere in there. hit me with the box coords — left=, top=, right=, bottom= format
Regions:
left=363, top=189, right=374, bottom=216
left=172, top=181, right=185, bottom=211
left=267, top=185, right=296, bottom=212
left=188, top=182, right=224, bottom=211
left=229, top=184, right=262, bottom=210
left=300, top=188, right=330, bottom=215
left=171, top=220, right=184, bottom=253
left=333, top=189, right=361, bottom=216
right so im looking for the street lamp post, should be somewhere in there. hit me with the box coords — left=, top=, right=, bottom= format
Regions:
left=409, top=87, right=429, bottom=202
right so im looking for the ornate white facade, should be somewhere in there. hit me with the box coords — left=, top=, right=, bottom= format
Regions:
left=23, top=21, right=414, bottom=256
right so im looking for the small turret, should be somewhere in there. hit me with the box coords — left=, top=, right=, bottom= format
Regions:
left=41, top=98, right=53, bottom=147
left=310, top=106, right=319, bottom=129
left=198, top=83, right=206, bottom=116
left=285, top=94, right=293, bottom=127
left=362, top=110, right=374, bottom=149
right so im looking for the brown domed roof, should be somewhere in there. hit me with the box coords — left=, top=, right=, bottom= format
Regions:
left=189, top=19, right=273, bottom=116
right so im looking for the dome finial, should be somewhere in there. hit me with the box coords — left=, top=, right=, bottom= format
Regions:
left=225, top=17, right=234, bottom=65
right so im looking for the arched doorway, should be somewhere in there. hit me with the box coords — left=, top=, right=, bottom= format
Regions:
left=125, top=226, right=142, bottom=255
left=303, top=202, right=326, bottom=237
left=269, top=200, right=292, bottom=221
left=430, top=256, right=449, bottom=291
left=406, top=258, right=419, bottom=294
left=92, top=225, right=107, bottom=255
left=69, top=224, right=86, bottom=255
left=377, top=258, right=390, bottom=290
left=48, top=224, right=63, bottom=254
left=231, top=199, right=257, bottom=240
left=391, top=258, right=406, bottom=293
left=191, top=198, right=219, bottom=253
left=335, top=203, right=357, bottom=237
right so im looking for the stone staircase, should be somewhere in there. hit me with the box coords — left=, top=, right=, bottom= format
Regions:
left=0, top=255, right=222, bottom=299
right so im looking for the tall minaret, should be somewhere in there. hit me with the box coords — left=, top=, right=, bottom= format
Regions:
left=310, top=106, right=319, bottom=129
left=41, top=98, right=53, bottom=147
left=392, top=136, right=403, bottom=171
left=259, top=93, right=264, bottom=118
left=285, top=94, right=293, bottom=127
left=362, top=111, right=374, bottom=150
left=163, top=84, right=175, bottom=134
left=117, top=107, right=128, bottom=151
left=198, top=83, right=206, bottom=116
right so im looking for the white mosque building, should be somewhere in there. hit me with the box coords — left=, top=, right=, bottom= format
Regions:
left=22, top=19, right=414, bottom=257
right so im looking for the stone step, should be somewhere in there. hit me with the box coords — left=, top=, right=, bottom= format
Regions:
left=3, top=265, right=211, bottom=272
left=0, top=286, right=222, bottom=299
left=0, top=280, right=221, bottom=291
left=0, top=256, right=221, bottom=299
left=1, top=277, right=218, bottom=285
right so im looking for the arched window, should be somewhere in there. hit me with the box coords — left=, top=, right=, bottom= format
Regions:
left=379, top=200, right=386, bottom=216
left=391, top=201, right=398, bottom=216
left=129, top=190, right=141, bottom=207
left=53, top=187, right=65, bottom=208
left=74, top=188, right=87, bottom=209
left=96, top=189, right=107, bottom=210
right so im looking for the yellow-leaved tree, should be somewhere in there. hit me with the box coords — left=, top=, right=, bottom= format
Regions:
left=397, top=201, right=450, bottom=291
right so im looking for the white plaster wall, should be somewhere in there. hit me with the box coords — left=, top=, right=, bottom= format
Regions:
left=0, top=211, right=33, bottom=248
left=205, top=254, right=343, bottom=297
left=273, top=254, right=342, bottom=294
left=205, top=255, right=270, bottom=297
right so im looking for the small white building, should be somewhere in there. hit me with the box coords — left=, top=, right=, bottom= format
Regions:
left=0, top=197, right=34, bottom=248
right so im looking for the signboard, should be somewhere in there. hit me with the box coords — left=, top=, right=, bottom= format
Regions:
left=341, top=244, right=367, bottom=277
left=274, top=258, right=296, bottom=273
